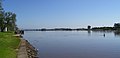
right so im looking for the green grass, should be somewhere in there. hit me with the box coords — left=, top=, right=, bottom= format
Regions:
left=0, top=32, right=21, bottom=58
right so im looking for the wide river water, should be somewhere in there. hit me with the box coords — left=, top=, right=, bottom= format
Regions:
left=23, top=31, right=120, bottom=58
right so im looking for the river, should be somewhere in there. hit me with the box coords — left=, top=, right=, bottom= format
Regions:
left=23, top=31, right=120, bottom=58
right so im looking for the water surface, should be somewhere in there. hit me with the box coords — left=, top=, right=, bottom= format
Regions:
left=23, top=31, right=120, bottom=58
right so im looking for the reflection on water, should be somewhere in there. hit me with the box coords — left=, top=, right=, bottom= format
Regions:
left=88, top=30, right=91, bottom=36
left=23, top=31, right=120, bottom=58
left=114, top=31, right=120, bottom=37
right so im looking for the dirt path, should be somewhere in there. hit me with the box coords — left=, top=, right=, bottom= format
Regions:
left=17, top=39, right=28, bottom=58
left=17, top=39, right=38, bottom=58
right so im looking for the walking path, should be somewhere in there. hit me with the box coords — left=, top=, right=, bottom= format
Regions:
left=17, top=39, right=28, bottom=58
left=17, top=39, right=38, bottom=58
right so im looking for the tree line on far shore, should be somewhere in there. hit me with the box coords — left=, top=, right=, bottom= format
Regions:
left=92, top=23, right=120, bottom=31
left=0, top=1, right=17, bottom=32
left=23, top=23, right=120, bottom=31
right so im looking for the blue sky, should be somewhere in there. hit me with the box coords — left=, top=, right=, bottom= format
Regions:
left=3, top=0, right=120, bottom=29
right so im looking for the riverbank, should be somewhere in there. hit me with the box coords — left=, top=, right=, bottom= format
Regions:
left=0, top=32, right=20, bottom=58
left=17, top=38, right=38, bottom=58
left=0, top=32, right=38, bottom=58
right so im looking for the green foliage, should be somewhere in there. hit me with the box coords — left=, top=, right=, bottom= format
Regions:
left=0, top=1, right=17, bottom=32
left=0, top=1, right=20, bottom=58
left=0, top=32, right=20, bottom=58
left=88, top=25, right=91, bottom=29
left=5, top=12, right=17, bottom=31
left=92, top=27, right=114, bottom=30
left=114, top=23, right=120, bottom=28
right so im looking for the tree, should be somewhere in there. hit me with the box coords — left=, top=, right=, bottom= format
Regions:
left=4, top=12, right=17, bottom=31
left=88, top=25, right=91, bottom=30
left=114, top=23, right=120, bottom=28
left=0, top=0, right=17, bottom=32
left=0, top=11, right=5, bottom=32
left=0, top=0, right=4, bottom=32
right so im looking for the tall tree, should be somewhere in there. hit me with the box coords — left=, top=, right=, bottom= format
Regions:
left=4, top=12, right=17, bottom=31
left=0, top=12, right=5, bottom=32
left=0, top=0, right=5, bottom=32
left=0, top=0, right=17, bottom=32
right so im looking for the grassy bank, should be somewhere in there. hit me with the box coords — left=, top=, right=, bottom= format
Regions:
left=0, top=32, right=21, bottom=58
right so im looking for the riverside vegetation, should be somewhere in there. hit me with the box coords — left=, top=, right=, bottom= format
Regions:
left=0, top=1, right=20, bottom=58
left=0, top=32, right=20, bottom=58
